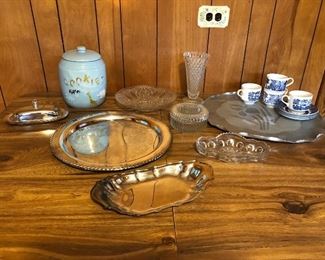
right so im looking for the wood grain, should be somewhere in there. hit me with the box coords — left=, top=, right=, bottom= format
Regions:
left=96, top=0, right=124, bottom=93
left=263, top=0, right=322, bottom=88
left=0, top=0, right=46, bottom=106
left=31, top=0, right=64, bottom=92
left=0, top=1, right=324, bottom=105
left=241, top=0, right=276, bottom=85
left=301, top=1, right=325, bottom=101
left=0, top=97, right=176, bottom=258
left=157, top=0, right=210, bottom=94
left=57, top=0, right=99, bottom=52
left=165, top=112, right=325, bottom=258
left=205, top=0, right=252, bottom=94
left=1, top=93, right=325, bottom=258
left=121, top=0, right=157, bottom=87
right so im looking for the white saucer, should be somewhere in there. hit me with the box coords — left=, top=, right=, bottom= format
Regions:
left=276, top=102, right=319, bottom=121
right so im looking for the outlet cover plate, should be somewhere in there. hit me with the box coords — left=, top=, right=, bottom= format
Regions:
left=198, top=5, right=230, bottom=28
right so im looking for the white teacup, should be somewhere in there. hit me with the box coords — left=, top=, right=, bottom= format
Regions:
left=281, top=90, right=313, bottom=112
left=265, top=73, right=294, bottom=91
left=262, top=88, right=287, bottom=108
left=236, top=83, right=262, bottom=105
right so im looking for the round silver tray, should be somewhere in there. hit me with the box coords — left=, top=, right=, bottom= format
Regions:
left=50, top=112, right=172, bottom=171
left=203, top=92, right=325, bottom=143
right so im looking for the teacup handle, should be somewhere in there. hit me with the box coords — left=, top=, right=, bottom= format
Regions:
left=281, top=95, right=289, bottom=106
left=237, top=89, right=243, bottom=97
left=286, top=77, right=294, bottom=87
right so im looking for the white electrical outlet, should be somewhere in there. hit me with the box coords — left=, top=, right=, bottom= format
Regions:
left=197, top=5, right=230, bottom=28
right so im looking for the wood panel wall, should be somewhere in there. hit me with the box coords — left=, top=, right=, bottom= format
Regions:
left=0, top=0, right=324, bottom=112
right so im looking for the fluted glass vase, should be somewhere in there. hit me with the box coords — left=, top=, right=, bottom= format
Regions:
left=183, top=51, right=209, bottom=102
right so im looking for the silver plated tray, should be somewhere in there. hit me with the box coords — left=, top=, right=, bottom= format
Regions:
left=91, top=160, right=214, bottom=216
left=50, top=112, right=172, bottom=171
left=203, top=92, right=325, bottom=143
left=5, top=99, right=69, bottom=125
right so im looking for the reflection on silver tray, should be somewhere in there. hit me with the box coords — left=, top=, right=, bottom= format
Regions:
left=276, top=101, right=319, bottom=121
left=5, top=99, right=69, bottom=125
left=203, top=92, right=325, bottom=143
left=91, top=160, right=214, bottom=216
left=115, top=85, right=177, bottom=111
left=50, top=112, right=172, bottom=171
left=196, top=133, right=269, bottom=163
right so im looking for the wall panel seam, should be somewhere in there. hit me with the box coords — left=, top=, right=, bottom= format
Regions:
left=300, top=0, right=323, bottom=91
left=315, top=70, right=325, bottom=106
left=29, top=0, right=48, bottom=92
left=156, top=0, right=158, bottom=87
left=203, top=0, right=213, bottom=95
left=55, top=0, right=66, bottom=52
left=0, top=85, right=7, bottom=109
left=94, top=0, right=101, bottom=54
left=240, top=0, right=255, bottom=85
left=261, top=0, right=278, bottom=81
left=119, top=0, right=126, bottom=88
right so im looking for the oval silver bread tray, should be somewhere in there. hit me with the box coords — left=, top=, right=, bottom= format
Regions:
left=196, top=133, right=269, bottom=163
left=50, top=112, right=172, bottom=171
left=91, top=160, right=214, bottom=216
left=5, top=99, right=69, bottom=125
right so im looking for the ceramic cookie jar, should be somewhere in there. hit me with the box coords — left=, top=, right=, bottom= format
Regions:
left=59, top=46, right=107, bottom=108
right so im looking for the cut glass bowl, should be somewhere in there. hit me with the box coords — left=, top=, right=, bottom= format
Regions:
left=170, top=102, right=209, bottom=132
left=115, top=85, right=176, bottom=112
left=196, top=133, right=269, bottom=163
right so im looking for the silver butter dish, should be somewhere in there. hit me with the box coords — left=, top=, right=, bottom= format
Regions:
left=196, top=133, right=269, bottom=163
left=91, top=160, right=214, bottom=216
left=5, top=99, right=69, bottom=125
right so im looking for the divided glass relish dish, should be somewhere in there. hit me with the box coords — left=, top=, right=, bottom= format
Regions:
left=115, top=85, right=176, bottom=112
left=196, top=133, right=269, bottom=163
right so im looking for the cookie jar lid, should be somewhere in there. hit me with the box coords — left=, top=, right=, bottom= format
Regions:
left=62, top=46, right=101, bottom=62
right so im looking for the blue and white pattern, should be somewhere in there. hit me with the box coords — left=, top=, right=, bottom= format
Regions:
left=248, top=91, right=261, bottom=102
left=263, top=91, right=283, bottom=107
left=266, top=79, right=287, bottom=91
left=292, top=98, right=311, bottom=111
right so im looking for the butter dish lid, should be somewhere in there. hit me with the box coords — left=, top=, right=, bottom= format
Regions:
left=62, top=46, right=101, bottom=62
left=5, top=99, right=69, bottom=125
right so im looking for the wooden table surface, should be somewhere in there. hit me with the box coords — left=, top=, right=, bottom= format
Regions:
left=1, top=93, right=325, bottom=259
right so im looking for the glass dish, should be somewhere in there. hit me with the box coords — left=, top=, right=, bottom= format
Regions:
left=170, top=102, right=209, bottom=132
left=91, top=160, right=214, bottom=216
left=196, top=133, right=269, bottom=163
left=115, top=85, right=176, bottom=112
left=50, top=112, right=172, bottom=171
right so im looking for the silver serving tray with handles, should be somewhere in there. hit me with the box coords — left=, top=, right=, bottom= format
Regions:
left=50, top=112, right=172, bottom=171
left=203, top=92, right=325, bottom=143
left=91, top=160, right=214, bottom=216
